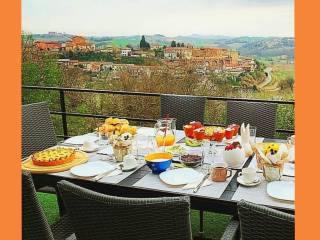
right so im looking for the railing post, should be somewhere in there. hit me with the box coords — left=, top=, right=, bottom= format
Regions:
left=59, top=89, right=68, bottom=139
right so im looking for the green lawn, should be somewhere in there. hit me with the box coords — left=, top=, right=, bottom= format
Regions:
left=37, top=193, right=231, bottom=240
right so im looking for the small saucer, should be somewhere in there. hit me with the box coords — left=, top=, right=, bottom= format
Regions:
left=80, top=146, right=99, bottom=153
left=119, top=163, right=138, bottom=172
left=237, top=176, right=261, bottom=187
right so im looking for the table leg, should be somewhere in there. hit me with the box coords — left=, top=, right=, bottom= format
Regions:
left=199, top=210, right=204, bottom=238
left=55, top=186, right=66, bottom=216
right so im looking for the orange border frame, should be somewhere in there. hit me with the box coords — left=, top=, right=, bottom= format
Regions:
left=295, top=0, right=319, bottom=239
left=0, top=0, right=319, bottom=239
left=0, top=1, right=21, bottom=239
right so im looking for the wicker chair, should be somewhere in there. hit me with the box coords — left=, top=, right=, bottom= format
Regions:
left=221, top=200, right=295, bottom=240
left=22, top=171, right=75, bottom=240
left=57, top=180, right=192, bottom=240
left=226, top=101, right=277, bottom=138
left=160, top=94, right=206, bottom=130
left=22, top=102, right=58, bottom=194
left=22, top=102, right=57, bottom=159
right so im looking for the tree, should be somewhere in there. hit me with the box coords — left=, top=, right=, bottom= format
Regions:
left=181, top=43, right=185, bottom=47
left=140, top=35, right=150, bottom=50
left=177, top=43, right=181, bottom=47
left=171, top=41, right=176, bottom=47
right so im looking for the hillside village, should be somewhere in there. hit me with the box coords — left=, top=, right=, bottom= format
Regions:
left=33, top=34, right=257, bottom=77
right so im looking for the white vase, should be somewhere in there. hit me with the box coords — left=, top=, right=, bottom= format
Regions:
left=223, top=148, right=245, bottom=168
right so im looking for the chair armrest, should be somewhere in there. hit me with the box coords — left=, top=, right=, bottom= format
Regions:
left=220, top=219, right=240, bottom=240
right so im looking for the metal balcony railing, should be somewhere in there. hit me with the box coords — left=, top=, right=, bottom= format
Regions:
left=22, top=85, right=295, bottom=139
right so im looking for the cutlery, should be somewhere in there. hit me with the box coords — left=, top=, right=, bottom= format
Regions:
left=193, top=172, right=210, bottom=193
left=92, top=166, right=122, bottom=181
left=92, top=169, right=115, bottom=182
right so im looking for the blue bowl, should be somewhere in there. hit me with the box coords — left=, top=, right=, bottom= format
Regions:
left=145, top=152, right=173, bottom=174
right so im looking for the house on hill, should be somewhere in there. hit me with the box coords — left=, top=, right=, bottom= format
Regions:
left=34, top=41, right=61, bottom=52
left=62, top=36, right=95, bottom=52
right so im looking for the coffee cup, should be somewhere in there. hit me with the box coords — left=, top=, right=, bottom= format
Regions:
left=123, top=154, right=137, bottom=170
left=82, top=140, right=98, bottom=151
left=211, top=162, right=232, bottom=182
left=238, top=167, right=257, bottom=184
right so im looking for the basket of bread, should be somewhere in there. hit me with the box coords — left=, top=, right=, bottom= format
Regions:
left=252, top=142, right=290, bottom=181
left=98, top=118, right=137, bottom=140
left=98, top=118, right=137, bottom=162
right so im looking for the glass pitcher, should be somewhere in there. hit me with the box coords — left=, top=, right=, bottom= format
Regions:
left=154, top=118, right=176, bottom=147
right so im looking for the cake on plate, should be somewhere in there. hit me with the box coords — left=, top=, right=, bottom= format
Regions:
left=31, top=147, right=76, bottom=166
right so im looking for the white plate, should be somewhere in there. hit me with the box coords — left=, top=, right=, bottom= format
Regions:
left=237, top=176, right=261, bottom=187
left=70, top=161, right=115, bottom=177
left=64, top=135, right=99, bottom=145
left=80, top=146, right=99, bottom=153
left=120, top=163, right=138, bottom=172
left=159, top=168, right=202, bottom=186
left=267, top=181, right=295, bottom=201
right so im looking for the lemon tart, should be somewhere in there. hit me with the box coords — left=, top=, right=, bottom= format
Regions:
left=31, top=147, right=76, bottom=166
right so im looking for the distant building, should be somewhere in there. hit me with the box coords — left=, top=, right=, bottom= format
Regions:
left=63, top=36, right=95, bottom=52
left=120, top=48, right=132, bottom=57
left=100, top=45, right=114, bottom=54
left=151, top=44, right=162, bottom=50
left=164, top=47, right=192, bottom=60
left=34, top=41, right=61, bottom=52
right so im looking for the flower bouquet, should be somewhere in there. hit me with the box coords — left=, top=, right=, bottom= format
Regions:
left=112, top=133, right=133, bottom=162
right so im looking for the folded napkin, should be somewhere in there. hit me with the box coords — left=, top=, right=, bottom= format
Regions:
left=64, top=134, right=99, bottom=145
left=97, top=145, right=114, bottom=155
left=106, top=169, right=122, bottom=177
left=182, top=178, right=212, bottom=190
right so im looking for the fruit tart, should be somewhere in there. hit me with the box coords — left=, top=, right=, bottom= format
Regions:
left=31, top=147, right=76, bottom=166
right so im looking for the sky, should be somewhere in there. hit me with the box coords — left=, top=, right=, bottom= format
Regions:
left=22, top=0, right=294, bottom=37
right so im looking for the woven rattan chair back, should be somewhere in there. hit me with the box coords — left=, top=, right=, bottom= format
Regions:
left=58, top=180, right=192, bottom=240
left=22, top=171, right=55, bottom=240
left=238, top=200, right=294, bottom=240
left=227, top=101, right=277, bottom=138
left=22, top=102, right=57, bottom=158
left=160, top=94, right=205, bottom=130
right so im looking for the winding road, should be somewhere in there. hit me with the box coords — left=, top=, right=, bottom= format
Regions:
left=258, top=67, right=272, bottom=88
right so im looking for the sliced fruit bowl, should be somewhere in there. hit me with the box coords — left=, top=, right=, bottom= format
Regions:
left=185, top=137, right=202, bottom=147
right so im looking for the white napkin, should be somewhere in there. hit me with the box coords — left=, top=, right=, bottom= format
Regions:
left=137, top=127, right=155, bottom=137
left=97, top=145, right=114, bottom=155
left=182, top=178, right=212, bottom=190
left=283, top=163, right=295, bottom=177
left=64, top=134, right=99, bottom=145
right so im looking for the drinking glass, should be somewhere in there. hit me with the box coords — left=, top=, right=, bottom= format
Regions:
left=249, top=126, right=257, bottom=143
left=202, top=140, right=217, bottom=164
left=133, top=135, right=156, bottom=164
left=97, top=126, right=108, bottom=146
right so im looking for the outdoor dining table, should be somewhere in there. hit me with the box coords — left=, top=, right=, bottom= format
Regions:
left=30, top=127, right=295, bottom=218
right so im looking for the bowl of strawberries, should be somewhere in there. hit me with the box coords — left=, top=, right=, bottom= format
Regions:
left=223, top=141, right=245, bottom=168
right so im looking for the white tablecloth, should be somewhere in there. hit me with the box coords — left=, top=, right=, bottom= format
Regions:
left=133, top=169, right=236, bottom=199
left=232, top=174, right=295, bottom=210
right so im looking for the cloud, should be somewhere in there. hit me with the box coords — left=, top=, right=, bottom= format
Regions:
left=22, top=0, right=294, bottom=37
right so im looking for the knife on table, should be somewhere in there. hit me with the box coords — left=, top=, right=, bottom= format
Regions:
left=193, top=172, right=210, bottom=193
